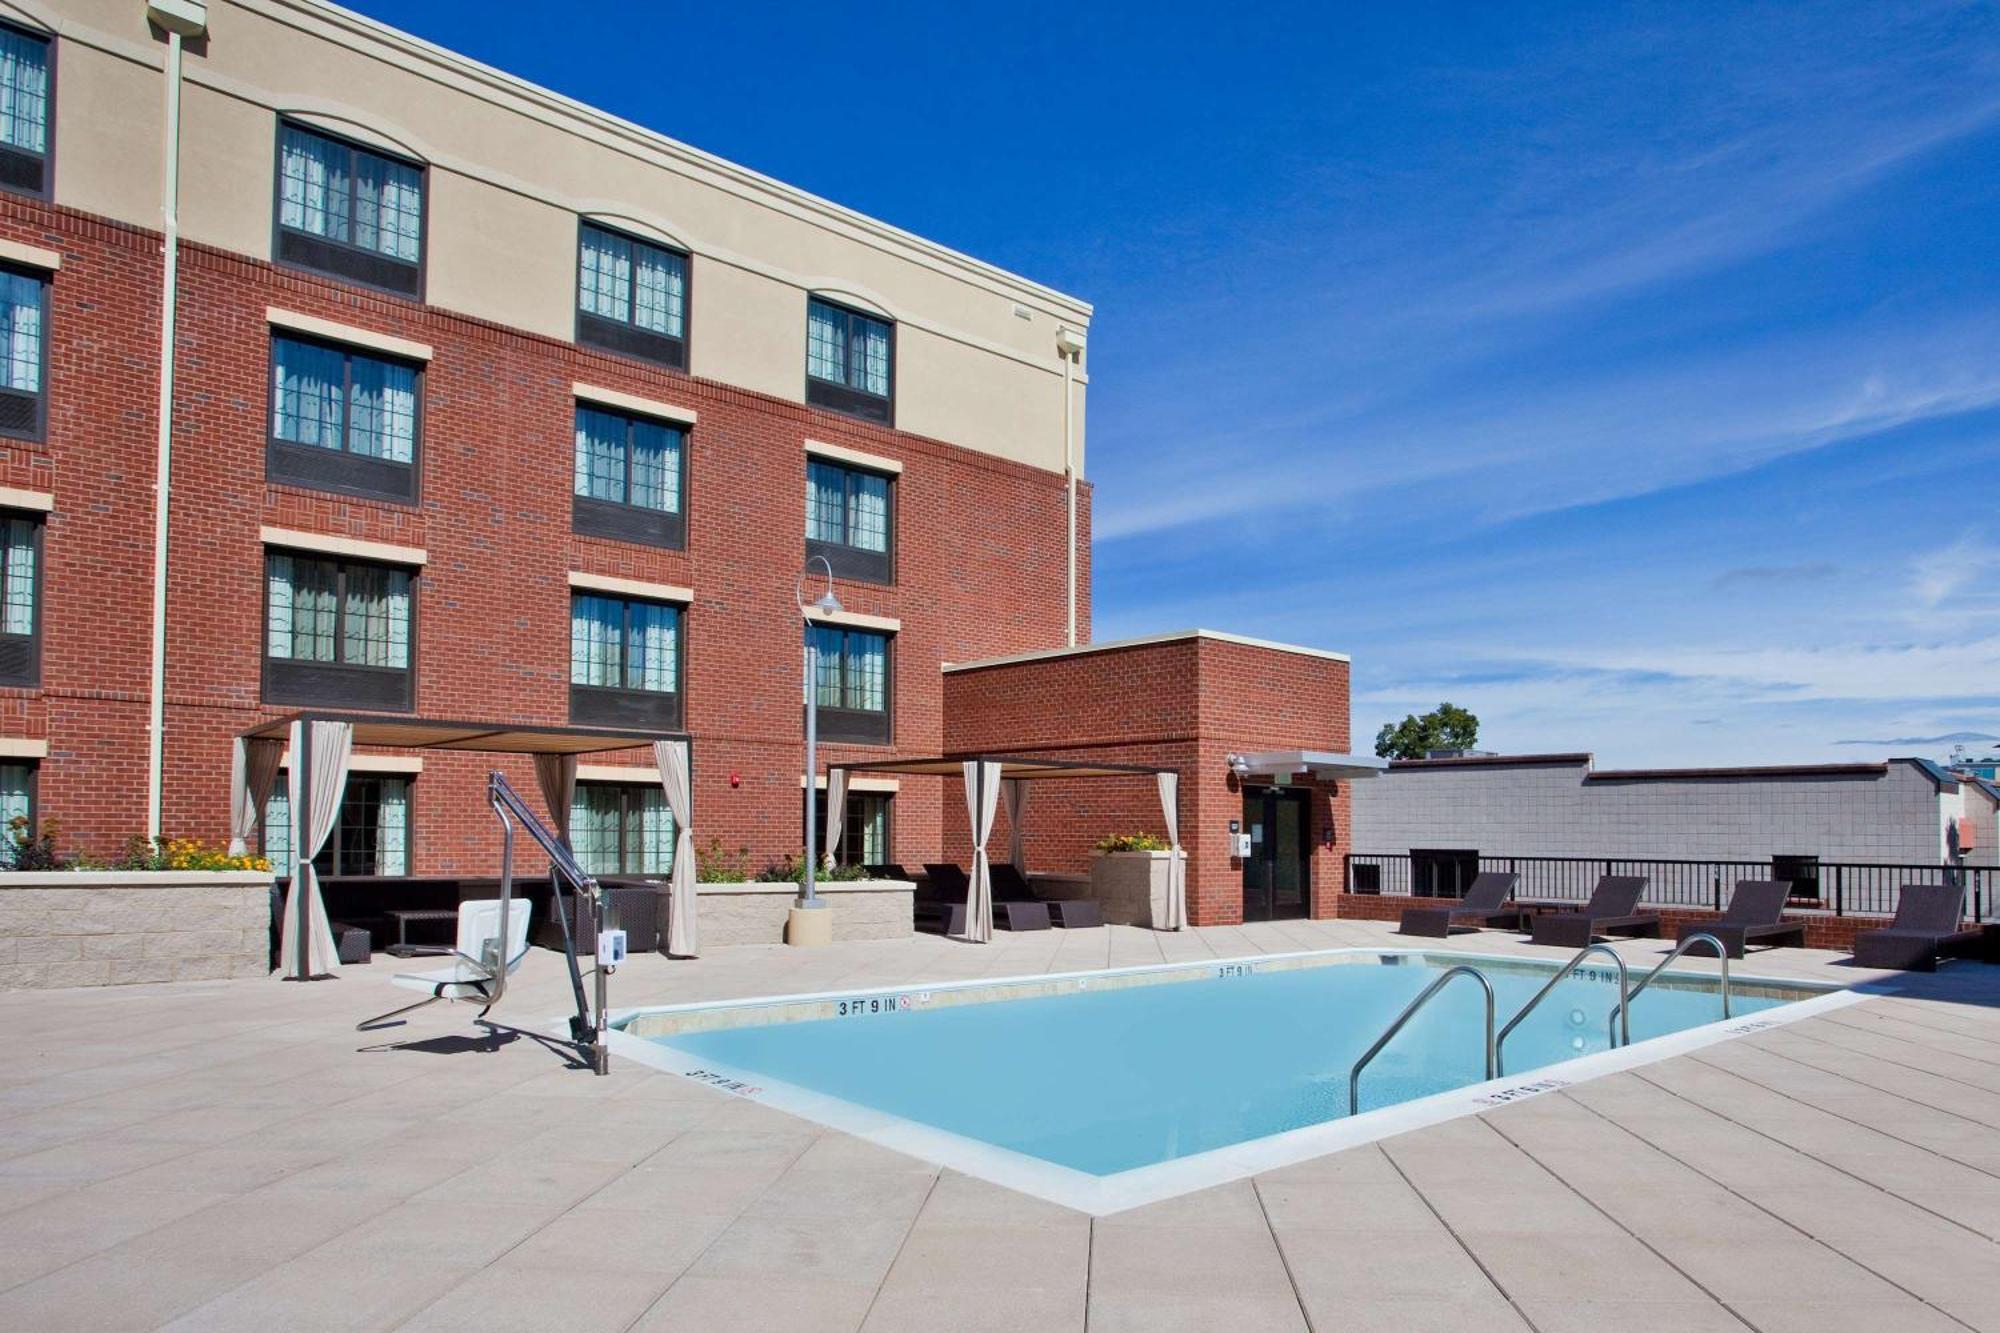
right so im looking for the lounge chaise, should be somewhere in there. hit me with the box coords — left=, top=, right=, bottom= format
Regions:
left=988, top=863, right=1101, bottom=926
left=989, top=864, right=1039, bottom=900
left=1529, top=875, right=1658, bottom=948
left=357, top=898, right=532, bottom=1030
left=1852, top=883, right=1982, bottom=972
left=1398, top=872, right=1523, bottom=937
left=1678, top=879, right=1803, bottom=958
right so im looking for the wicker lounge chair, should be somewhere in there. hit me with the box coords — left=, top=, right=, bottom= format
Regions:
left=1529, top=875, right=1658, bottom=948
left=1677, top=879, right=1803, bottom=958
left=946, top=900, right=1051, bottom=932
left=1852, top=883, right=1982, bottom=972
left=1398, top=872, right=1523, bottom=937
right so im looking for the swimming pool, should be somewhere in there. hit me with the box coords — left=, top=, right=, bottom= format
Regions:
left=608, top=949, right=1856, bottom=1213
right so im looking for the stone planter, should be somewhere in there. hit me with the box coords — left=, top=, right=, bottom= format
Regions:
left=0, top=870, right=275, bottom=990
left=1089, top=851, right=1186, bottom=927
left=693, top=879, right=913, bottom=948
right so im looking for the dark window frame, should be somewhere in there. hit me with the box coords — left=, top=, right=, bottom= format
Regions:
left=265, top=332, right=422, bottom=504
left=809, top=626, right=893, bottom=746
left=568, top=592, right=685, bottom=731
left=270, top=118, right=427, bottom=300
left=0, top=261, right=50, bottom=443
left=572, top=780, right=673, bottom=877
left=805, top=456, right=895, bottom=585
left=574, top=221, right=691, bottom=371
left=808, top=788, right=894, bottom=869
left=0, top=508, right=42, bottom=688
left=260, top=550, right=418, bottom=712
left=0, top=18, right=54, bottom=201
left=261, top=772, right=415, bottom=878
left=570, top=403, right=688, bottom=550
left=804, top=296, right=895, bottom=425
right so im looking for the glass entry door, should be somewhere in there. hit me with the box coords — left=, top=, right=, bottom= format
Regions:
left=1242, top=786, right=1310, bottom=921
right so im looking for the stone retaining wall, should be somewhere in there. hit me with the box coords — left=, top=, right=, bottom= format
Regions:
left=696, top=880, right=912, bottom=948
left=0, top=871, right=274, bottom=989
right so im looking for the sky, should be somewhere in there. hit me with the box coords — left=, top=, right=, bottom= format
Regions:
left=346, top=0, right=2000, bottom=768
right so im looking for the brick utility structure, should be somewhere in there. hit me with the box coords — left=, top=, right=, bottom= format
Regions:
left=942, top=632, right=1374, bottom=927
left=0, top=0, right=1100, bottom=880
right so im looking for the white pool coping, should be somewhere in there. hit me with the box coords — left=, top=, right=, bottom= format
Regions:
left=587, top=946, right=1872, bottom=1216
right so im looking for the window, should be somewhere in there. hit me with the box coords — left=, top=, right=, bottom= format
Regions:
left=267, top=336, right=419, bottom=501
left=0, top=759, right=33, bottom=863
left=274, top=122, right=424, bottom=297
left=811, top=789, right=891, bottom=869
left=576, top=223, right=688, bottom=369
left=263, top=551, right=415, bottom=710
left=808, top=625, right=890, bottom=744
left=571, top=405, right=686, bottom=548
left=0, top=266, right=46, bottom=440
left=570, top=782, right=674, bottom=877
left=804, top=297, right=893, bottom=424
left=265, top=774, right=410, bottom=877
left=0, top=22, right=51, bottom=197
left=805, top=458, right=893, bottom=583
left=570, top=593, right=682, bottom=729
left=0, top=511, right=39, bottom=686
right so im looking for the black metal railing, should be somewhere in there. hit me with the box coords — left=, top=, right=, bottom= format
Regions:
left=1344, top=852, right=1996, bottom=922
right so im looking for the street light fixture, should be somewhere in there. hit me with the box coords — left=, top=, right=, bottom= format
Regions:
left=792, top=556, right=842, bottom=945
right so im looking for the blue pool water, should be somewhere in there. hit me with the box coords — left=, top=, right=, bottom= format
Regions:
left=650, top=956, right=1796, bottom=1176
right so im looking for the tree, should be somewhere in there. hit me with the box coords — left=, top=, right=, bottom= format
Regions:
left=1374, top=703, right=1480, bottom=760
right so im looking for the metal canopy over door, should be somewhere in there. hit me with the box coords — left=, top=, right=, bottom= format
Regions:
left=1242, top=786, right=1310, bottom=921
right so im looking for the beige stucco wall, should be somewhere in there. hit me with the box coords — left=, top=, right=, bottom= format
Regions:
left=34, top=0, right=1089, bottom=473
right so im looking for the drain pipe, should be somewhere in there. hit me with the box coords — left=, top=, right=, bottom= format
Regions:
left=143, top=1, right=206, bottom=839
left=1055, top=327, right=1085, bottom=647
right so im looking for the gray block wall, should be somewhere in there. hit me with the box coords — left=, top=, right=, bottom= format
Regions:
left=1351, top=758, right=1953, bottom=864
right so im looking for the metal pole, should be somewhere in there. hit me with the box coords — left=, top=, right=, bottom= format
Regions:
left=145, top=27, right=187, bottom=841
left=799, top=636, right=819, bottom=909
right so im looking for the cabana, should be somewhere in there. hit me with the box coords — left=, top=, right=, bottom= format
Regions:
left=231, top=712, right=695, bottom=980
left=830, top=754, right=1187, bottom=942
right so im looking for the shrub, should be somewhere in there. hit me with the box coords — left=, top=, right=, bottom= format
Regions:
left=102, top=837, right=270, bottom=873
left=6, top=815, right=66, bottom=870
left=1094, top=832, right=1169, bottom=853
left=757, top=853, right=870, bottom=885
left=694, top=837, right=752, bottom=883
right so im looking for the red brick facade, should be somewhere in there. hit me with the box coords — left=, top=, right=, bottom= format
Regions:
left=1, top=194, right=1091, bottom=872
left=942, top=634, right=1352, bottom=925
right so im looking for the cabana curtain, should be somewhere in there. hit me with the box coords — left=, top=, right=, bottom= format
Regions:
left=1002, top=779, right=1029, bottom=873
left=654, top=739, right=699, bottom=957
left=280, top=719, right=351, bottom=979
left=226, top=735, right=284, bottom=858
left=532, top=753, right=578, bottom=842
left=1158, top=770, right=1188, bottom=931
left=960, top=760, right=1002, bottom=943
left=822, top=766, right=848, bottom=867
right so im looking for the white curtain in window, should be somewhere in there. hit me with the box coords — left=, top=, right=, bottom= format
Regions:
left=805, top=462, right=845, bottom=543
left=341, top=566, right=410, bottom=668
left=654, top=740, right=698, bottom=957
left=279, top=719, right=351, bottom=979
left=570, top=596, right=621, bottom=687
left=629, top=420, right=680, bottom=512
left=1158, top=770, right=1188, bottom=931
left=1, top=516, right=33, bottom=636
left=848, top=633, right=886, bottom=711
left=271, top=338, right=344, bottom=449
left=278, top=127, right=342, bottom=239
left=857, top=318, right=891, bottom=395
left=1002, top=779, right=1029, bottom=874
left=850, top=474, right=889, bottom=552
left=959, top=761, right=1002, bottom=943
left=378, top=779, right=409, bottom=875
left=0, top=270, right=39, bottom=394
left=577, top=227, right=629, bottom=320
left=822, top=767, right=848, bottom=867
left=632, top=246, right=684, bottom=336
left=806, top=302, right=845, bottom=382
left=569, top=787, right=618, bottom=875
left=0, top=30, right=49, bottom=154
left=226, top=735, right=284, bottom=857
left=353, top=153, right=422, bottom=261
left=629, top=602, right=677, bottom=692
left=347, top=357, right=416, bottom=462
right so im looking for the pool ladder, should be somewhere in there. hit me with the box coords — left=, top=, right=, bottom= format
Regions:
left=1347, top=939, right=1734, bottom=1113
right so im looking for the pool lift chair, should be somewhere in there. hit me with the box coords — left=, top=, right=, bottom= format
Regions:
left=357, top=771, right=619, bottom=1075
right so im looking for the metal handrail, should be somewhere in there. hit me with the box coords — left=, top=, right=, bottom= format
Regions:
left=1614, top=932, right=1730, bottom=1047
left=489, top=771, right=611, bottom=1074
left=1497, top=943, right=1629, bottom=1076
left=1349, top=965, right=1496, bottom=1115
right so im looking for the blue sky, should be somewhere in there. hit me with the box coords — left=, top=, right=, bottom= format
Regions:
left=348, top=0, right=2000, bottom=767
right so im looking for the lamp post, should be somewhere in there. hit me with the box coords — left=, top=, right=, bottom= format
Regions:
left=792, top=556, right=842, bottom=946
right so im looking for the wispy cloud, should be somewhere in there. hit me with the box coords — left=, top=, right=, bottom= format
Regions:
left=1710, top=563, right=1838, bottom=591
left=1835, top=732, right=2000, bottom=746
left=1911, top=531, right=2000, bottom=608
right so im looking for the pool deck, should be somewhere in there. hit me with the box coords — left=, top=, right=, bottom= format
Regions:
left=1, top=918, right=1996, bottom=1331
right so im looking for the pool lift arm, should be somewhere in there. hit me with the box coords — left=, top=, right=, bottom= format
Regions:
left=489, top=771, right=614, bottom=1075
